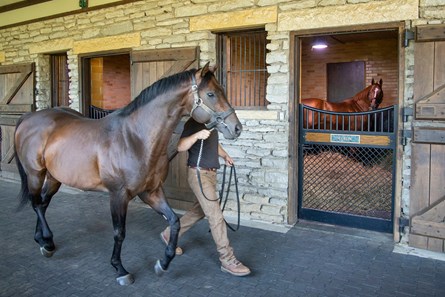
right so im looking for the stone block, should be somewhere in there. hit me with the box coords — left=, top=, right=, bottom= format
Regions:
left=278, top=0, right=419, bottom=31
left=208, top=0, right=253, bottom=13
left=243, top=193, right=268, bottom=204
left=261, top=204, right=283, bottom=215
left=175, top=4, right=208, bottom=17
left=101, top=21, right=134, bottom=36
left=73, top=33, right=141, bottom=55
left=190, top=6, right=277, bottom=31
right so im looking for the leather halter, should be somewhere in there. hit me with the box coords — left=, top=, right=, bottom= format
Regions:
left=190, top=75, right=235, bottom=130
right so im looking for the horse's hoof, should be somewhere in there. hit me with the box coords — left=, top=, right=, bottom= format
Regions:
left=40, top=246, right=55, bottom=258
left=116, top=274, right=134, bottom=286
left=154, top=259, right=166, bottom=276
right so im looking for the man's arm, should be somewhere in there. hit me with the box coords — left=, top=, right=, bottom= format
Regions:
left=218, top=144, right=234, bottom=166
left=177, top=129, right=211, bottom=152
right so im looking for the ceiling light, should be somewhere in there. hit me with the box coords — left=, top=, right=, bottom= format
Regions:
left=312, top=38, right=328, bottom=49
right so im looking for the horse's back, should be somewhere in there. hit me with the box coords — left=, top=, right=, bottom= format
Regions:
left=301, top=98, right=326, bottom=110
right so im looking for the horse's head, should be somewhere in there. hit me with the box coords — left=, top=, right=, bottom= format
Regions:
left=189, top=63, right=242, bottom=140
left=368, top=78, right=384, bottom=110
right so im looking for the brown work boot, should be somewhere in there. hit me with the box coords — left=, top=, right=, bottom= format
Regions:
left=220, top=257, right=251, bottom=276
left=160, top=230, right=183, bottom=255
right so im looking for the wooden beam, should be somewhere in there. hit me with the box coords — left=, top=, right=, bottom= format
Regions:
left=0, top=0, right=51, bottom=14
left=413, top=127, right=445, bottom=144
left=416, top=24, right=445, bottom=42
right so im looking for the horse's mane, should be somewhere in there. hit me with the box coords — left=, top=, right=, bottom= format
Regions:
left=116, top=68, right=200, bottom=117
left=351, top=85, right=371, bottom=102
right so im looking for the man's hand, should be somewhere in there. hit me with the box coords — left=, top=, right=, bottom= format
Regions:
left=224, top=155, right=234, bottom=166
left=195, top=129, right=211, bottom=140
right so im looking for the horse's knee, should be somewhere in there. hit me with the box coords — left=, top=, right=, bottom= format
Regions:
left=113, top=230, right=126, bottom=243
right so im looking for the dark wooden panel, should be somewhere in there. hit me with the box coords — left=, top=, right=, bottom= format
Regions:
left=131, top=47, right=199, bottom=210
left=410, top=143, right=431, bottom=217
left=413, top=127, right=445, bottom=144
left=413, top=42, right=434, bottom=104
left=327, top=61, right=365, bottom=102
left=0, top=63, right=35, bottom=173
left=410, top=31, right=445, bottom=252
left=417, top=24, right=445, bottom=42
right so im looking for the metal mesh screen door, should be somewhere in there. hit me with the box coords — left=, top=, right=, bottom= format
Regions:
left=298, top=105, right=398, bottom=232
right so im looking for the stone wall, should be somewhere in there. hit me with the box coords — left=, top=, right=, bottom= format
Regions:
left=0, top=0, right=445, bottom=233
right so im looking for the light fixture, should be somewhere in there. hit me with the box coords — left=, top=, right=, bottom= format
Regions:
left=79, top=0, right=88, bottom=9
left=312, top=38, right=328, bottom=50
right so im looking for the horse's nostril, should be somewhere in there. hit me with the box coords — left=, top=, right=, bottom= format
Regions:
left=235, top=124, right=242, bottom=136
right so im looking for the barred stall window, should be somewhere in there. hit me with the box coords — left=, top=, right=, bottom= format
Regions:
left=216, top=30, right=269, bottom=109
left=50, top=53, right=70, bottom=107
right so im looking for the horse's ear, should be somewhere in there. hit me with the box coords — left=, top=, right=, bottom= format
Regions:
left=371, top=78, right=375, bottom=85
left=201, top=62, right=211, bottom=77
left=209, top=64, right=218, bottom=73
left=379, top=78, right=383, bottom=86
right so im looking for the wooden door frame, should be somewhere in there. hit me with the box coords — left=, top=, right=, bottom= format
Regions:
left=288, top=23, right=405, bottom=237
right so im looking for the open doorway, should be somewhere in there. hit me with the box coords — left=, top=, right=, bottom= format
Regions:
left=81, top=53, right=131, bottom=118
left=289, top=26, right=402, bottom=231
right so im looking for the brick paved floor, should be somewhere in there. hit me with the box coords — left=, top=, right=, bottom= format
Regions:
left=0, top=178, right=444, bottom=297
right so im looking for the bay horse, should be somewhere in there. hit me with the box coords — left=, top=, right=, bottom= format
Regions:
left=301, top=78, right=383, bottom=130
left=14, top=63, right=242, bottom=285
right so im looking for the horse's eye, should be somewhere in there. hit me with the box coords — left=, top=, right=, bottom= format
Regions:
left=207, top=92, right=215, bottom=98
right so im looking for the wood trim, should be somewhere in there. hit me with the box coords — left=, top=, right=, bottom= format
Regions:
left=0, top=115, right=20, bottom=126
left=411, top=196, right=445, bottom=240
left=287, top=32, right=299, bottom=225
left=0, top=104, right=34, bottom=113
left=416, top=24, right=445, bottom=42
left=415, top=83, right=445, bottom=120
left=0, top=0, right=51, bottom=13
left=0, top=0, right=144, bottom=30
left=0, top=63, right=33, bottom=75
left=304, top=132, right=391, bottom=146
left=413, top=127, right=445, bottom=144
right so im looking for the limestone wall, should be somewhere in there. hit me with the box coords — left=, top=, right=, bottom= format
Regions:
left=0, top=0, right=444, bottom=231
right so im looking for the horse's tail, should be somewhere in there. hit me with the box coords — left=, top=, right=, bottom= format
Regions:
left=14, top=115, right=32, bottom=211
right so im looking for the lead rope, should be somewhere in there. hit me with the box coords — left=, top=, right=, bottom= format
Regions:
left=196, top=138, right=241, bottom=231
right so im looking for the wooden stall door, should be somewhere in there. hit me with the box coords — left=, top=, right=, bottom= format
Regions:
left=131, top=47, right=199, bottom=210
left=409, top=24, right=445, bottom=253
left=0, top=63, right=35, bottom=174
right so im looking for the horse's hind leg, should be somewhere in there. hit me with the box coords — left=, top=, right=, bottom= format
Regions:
left=138, top=189, right=179, bottom=275
left=109, top=191, right=134, bottom=285
left=34, top=173, right=61, bottom=257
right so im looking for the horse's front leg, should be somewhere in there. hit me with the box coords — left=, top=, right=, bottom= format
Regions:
left=109, top=191, right=134, bottom=286
left=138, top=189, right=179, bottom=275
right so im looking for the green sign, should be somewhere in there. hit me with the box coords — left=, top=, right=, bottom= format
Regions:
left=330, top=134, right=360, bottom=144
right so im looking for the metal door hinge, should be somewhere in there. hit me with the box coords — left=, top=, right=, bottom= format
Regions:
left=399, top=216, right=410, bottom=234
left=404, top=29, right=415, bottom=47
left=402, top=129, right=412, bottom=146
left=402, top=107, right=413, bottom=122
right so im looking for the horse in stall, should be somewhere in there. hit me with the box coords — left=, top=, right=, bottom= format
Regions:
left=13, top=63, right=242, bottom=286
left=301, top=78, right=384, bottom=131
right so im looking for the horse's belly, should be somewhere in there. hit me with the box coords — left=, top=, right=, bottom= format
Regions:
left=44, top=141, right=104, bottom=191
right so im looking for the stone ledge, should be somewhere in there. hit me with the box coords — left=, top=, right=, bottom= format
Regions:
left=29, top=38, right=74, bottom=54
left=73, top=32, right=141, bottom=54
left=278, top=0, right=418, bottom=31
left=190, top=6, right=277, bottom=32
left=236, top=109, right=279, bottom=120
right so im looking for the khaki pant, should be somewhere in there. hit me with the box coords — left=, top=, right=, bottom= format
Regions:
left=166, top=168, right=234, bottom=263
